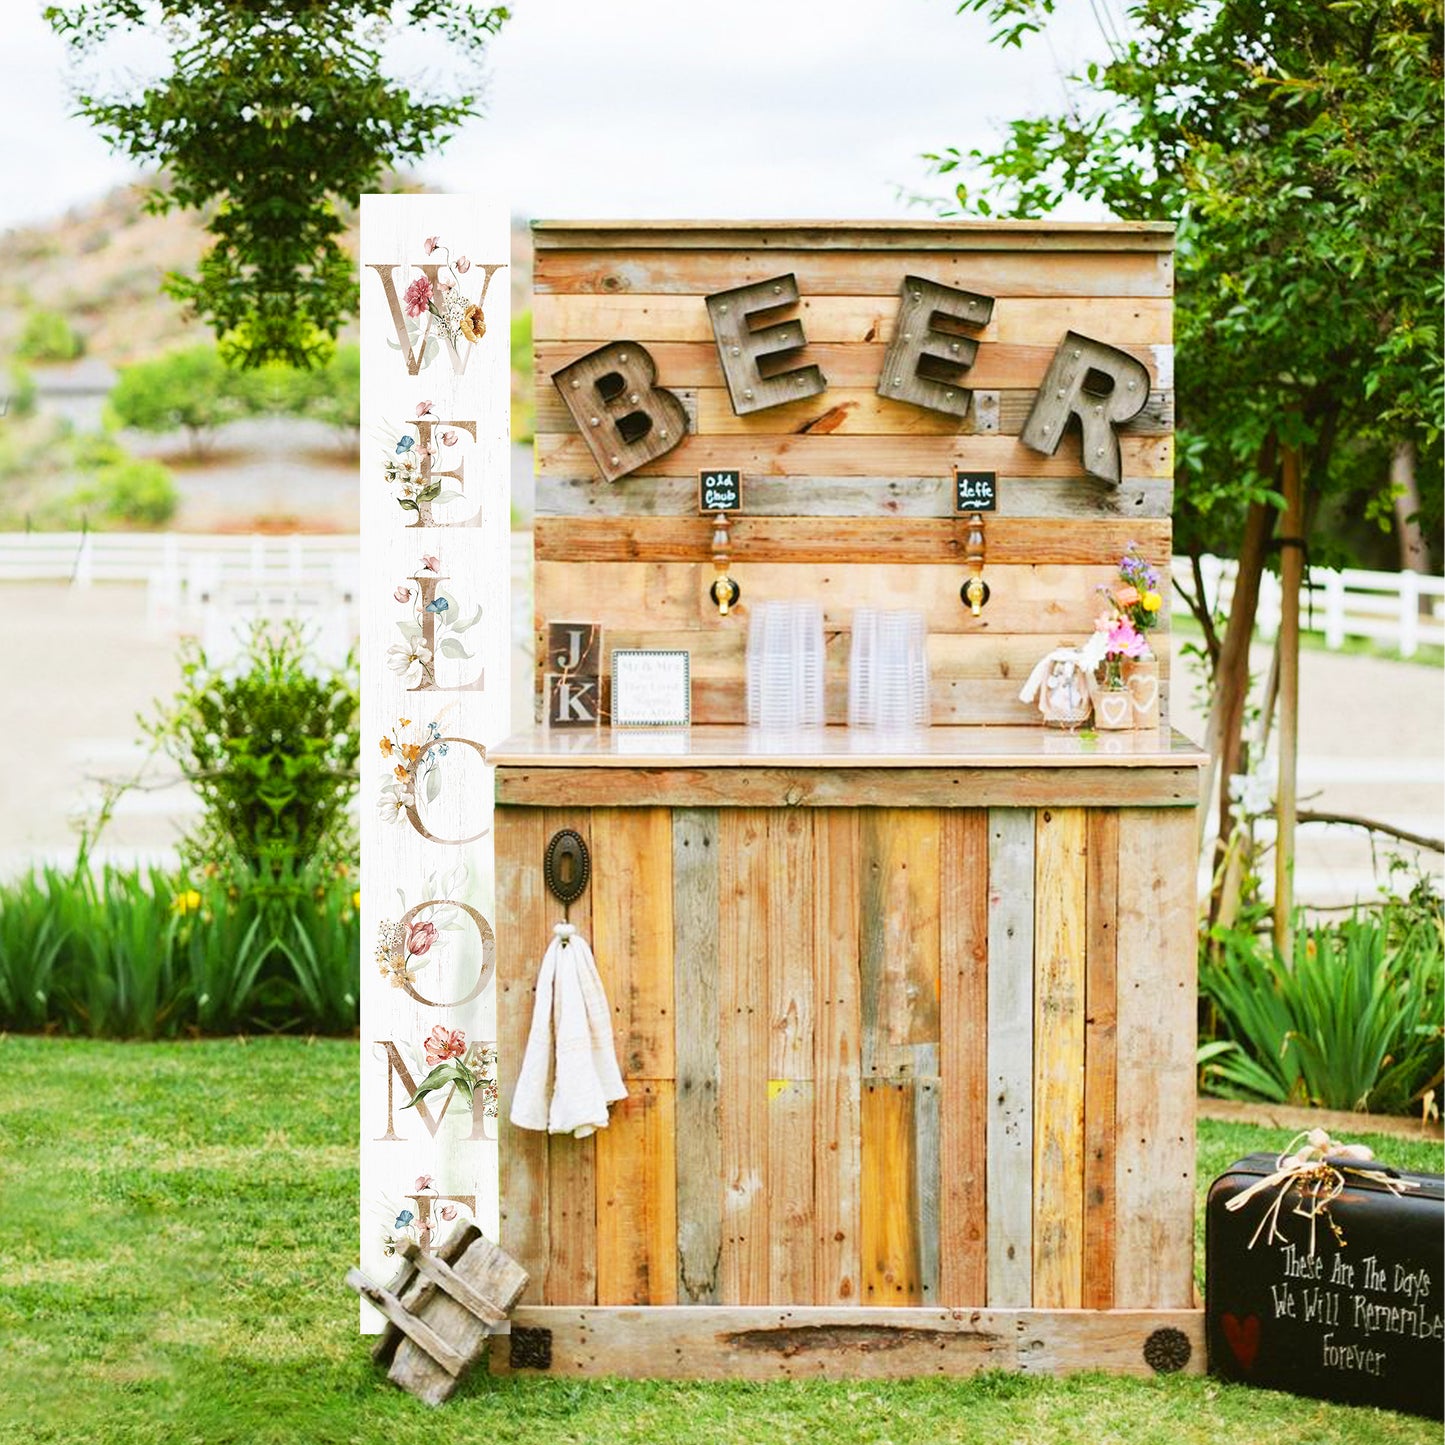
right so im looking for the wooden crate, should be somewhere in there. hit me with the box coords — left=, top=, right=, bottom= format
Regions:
left=531, top=220, right=1175, bottom=727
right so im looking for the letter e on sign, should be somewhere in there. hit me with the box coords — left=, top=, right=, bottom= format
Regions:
left=705, top=274, right=827, bottom=415
left=877, top=275, right=995, bottom=420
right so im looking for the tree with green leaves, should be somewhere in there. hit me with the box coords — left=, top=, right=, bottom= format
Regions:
left=46, top=1, right=510, bottom=369
left=930, top=0, right=1443, bottom=924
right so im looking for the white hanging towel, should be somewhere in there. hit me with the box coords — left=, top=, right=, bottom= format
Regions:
left=510, top=921, right=627, bottom=1138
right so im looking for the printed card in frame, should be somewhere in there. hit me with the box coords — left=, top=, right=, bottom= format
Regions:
left=611, top=649, right=691, bottom=728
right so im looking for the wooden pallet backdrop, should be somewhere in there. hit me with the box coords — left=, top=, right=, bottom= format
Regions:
left=531, top=220, right=1175, bottom=726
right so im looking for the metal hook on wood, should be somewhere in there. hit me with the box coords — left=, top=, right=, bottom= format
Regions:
left=544, top=829, right=590, bottom=930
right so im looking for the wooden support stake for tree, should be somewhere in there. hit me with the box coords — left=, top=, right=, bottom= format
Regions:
left=1273, top=445, right=1304, bottom=955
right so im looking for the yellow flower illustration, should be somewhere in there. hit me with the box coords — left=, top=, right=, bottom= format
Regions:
left=460, top=304, right=486, bottom=343
left=379, top=736, right=394, bottom=756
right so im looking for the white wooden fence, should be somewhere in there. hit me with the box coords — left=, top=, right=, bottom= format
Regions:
left=0, top=531, right=360, bottom=667
left=1174, top=554, right=1445, bottom=658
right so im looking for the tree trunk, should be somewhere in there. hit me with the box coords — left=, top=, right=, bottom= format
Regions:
left=1392, top=440, right=1429, bottom=574
left=1273, top=444, right=1305, bottom=955
left=1200, top=494, right=1276, bottom=884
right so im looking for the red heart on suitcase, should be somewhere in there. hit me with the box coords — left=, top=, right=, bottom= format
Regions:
left=1221, top=1312, right=1261, bottom=1371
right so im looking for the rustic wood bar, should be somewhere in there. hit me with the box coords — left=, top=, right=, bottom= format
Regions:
left=491, top=726, right=1207, bottom=1379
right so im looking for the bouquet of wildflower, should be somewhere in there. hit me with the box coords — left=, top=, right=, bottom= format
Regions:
left=403, top=1027, right=499, bottom=1116
left=1092, top=544, right=1163, bottom=688
left=402, top=235, right=486, bottom=348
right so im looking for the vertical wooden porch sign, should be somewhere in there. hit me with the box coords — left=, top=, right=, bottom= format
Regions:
left=359, top=195, right=510, bottom=1329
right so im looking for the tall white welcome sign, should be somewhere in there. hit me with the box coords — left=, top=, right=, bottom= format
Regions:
left=358, top=195, right=510, bottom=1327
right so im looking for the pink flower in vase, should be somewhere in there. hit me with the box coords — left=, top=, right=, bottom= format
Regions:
left=403, top=276, right=432, bottom=318
left=424, top=1024, right=467, bottom=1067
left=1107, top=618, right=1149, bottom=659
left=406, top=920, right=439, bottom=956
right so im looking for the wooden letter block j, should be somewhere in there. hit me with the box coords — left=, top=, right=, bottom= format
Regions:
left=551, top=342, right=687, bottom=483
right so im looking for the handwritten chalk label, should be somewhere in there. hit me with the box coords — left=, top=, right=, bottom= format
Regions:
left=955, top=469, right=997, bottom=513
left=612, top=649, right=691, bottom=727
left=700, top=469, right=742, bottom=512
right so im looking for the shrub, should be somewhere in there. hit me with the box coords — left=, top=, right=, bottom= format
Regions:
left=69, top=455, right=179, bottom=527
left=16, top=308, right=84, bottom=362
left=109, top=344, right=254, bottom=455
left=143, top=622, right=359, bottom=883
left=280, top=342, right=360, bottom=438
left=4, top=363, right=37, bottom=419
left=1200, top=896, right=1445, bottom=1114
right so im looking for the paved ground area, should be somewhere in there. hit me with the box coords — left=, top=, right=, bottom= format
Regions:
left=3, top=558, right=1440, bottom=905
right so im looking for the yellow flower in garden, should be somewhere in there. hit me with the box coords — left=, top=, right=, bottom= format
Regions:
left=1142, top=590, right=1162, bottom=612
left=352, top=890, right=362, bottom=911
left=172, top=889, right=203, bottom=916
left=460, top=304, right=486, bottom=343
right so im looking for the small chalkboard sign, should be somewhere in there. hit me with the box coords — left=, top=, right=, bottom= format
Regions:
left=700, top=469, right=742, bottom=513
left=955, top=470, right=997, bottom=513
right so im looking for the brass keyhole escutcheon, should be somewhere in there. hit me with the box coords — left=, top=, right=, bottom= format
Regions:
left=544, top=829, right=590, bottom=906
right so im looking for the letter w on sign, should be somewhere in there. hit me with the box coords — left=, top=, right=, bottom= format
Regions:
left=366, top=263, right=506, bottom=377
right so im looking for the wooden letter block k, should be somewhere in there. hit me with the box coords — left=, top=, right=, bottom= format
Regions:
left=551, top=342, right=688, bottom=483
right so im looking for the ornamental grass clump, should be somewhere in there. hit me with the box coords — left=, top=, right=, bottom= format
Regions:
left=1200, top=897, right=1444, bottom=1116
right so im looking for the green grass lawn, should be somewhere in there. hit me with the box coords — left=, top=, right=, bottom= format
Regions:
left=1, top=1037, right=1440, bottom=1445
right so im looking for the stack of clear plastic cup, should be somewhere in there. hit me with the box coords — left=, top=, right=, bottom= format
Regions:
left=848, top=607, right=930, bottom=729
left=746, top=600, right=826, bottom=727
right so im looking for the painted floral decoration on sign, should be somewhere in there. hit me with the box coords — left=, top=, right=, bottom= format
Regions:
left=380, top=402, right=466, bottom=519
left=382, top=1176, right=459, bottom=1257
left=377, top=716, right=452, bottom=822
left=401, top=236, right=487, bottom=357
left=404, top=1029, right=499, bottom=1118
left=389, top=555, right=482, bottom=687
left=373, top=861, right=473, bottom=990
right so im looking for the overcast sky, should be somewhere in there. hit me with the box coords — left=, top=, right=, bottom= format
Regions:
left=1, top=1, right=1122, bottom=232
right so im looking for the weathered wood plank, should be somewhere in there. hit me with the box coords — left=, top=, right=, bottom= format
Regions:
left=913, top=1076, right=942, bottom=1305
left=859, top=808, right=942, bottom=1078
left=594, top=1079, right=678, bottom=1305
left=496, top=766, right=1206, bottom=811
left=1083, top=808, right=1120, bottom=1310
left=673, top=807, right=723, bottom=1305
left=535, top=339, right=1171, bottom=392
left=534, top=294, right=1172, bottom=347
left=939, top=809, right=989, bottom=1306
left=813, top=808, right=863, bottom=1306
left=536, top=432, right=1174, bottom=482
left=767, top=1079, right=816, bottom=1304
left=718, top=808, right=771, bottom=1305
left=535, top=386, right=1173, bottom=439
left=495, top=805, right=550, bottom=1303
left=589, top=807, right=675, bottom=1078
left=532, top=219, right=1174, bottom=252
left=765, top=808, right=816, bottom=1304
left=1114, top=808, right=1198, bottom=1309
left=541, top=808, right=596, bottom=1305
left=861, top=1079, right=922, bottom=1305
left=534, top=516, right=1173, bottom=568
left=534, top=561, right=1167, bottom=638
left=536, top=473, right=1174, bottom=520
left=495, top=1304, right=1207, bottom=1379
left=986, top=807, right=1034, bottom=1308
left=534, top=246, right=1175, bottom=295
left=1031, top=806, right=1088, bottom=1309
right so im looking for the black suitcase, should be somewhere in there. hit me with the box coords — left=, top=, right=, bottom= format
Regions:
left=1207, top=1150, right=1444, bottom=1418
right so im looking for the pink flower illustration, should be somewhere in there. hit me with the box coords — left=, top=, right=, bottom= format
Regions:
left=393, top=585, right=411, bottom=603
left=420, top=554, right=440, bottom=572
left=406, top=920, right=439, bottom=957
left=441, top=429, right=458, bottom=446
left=423, top=235, right=440, bottom=255
left=424, top=1024, right=467, bottom=1067
left=454, top=256, right=470, bottom=273
left=414, top=400, right=434, bottom=418
left=414, top=1173, right=434, bottom=1191
left=439, top=1204, right=458, bottom=1222
left=403, top=276, right=432, bottom=318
